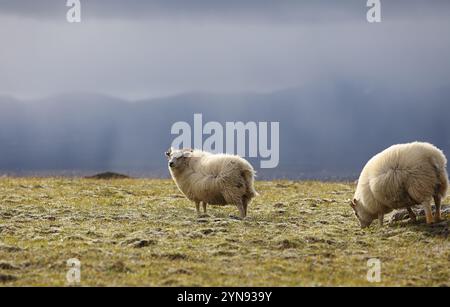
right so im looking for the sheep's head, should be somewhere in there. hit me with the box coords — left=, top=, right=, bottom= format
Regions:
left=350, top=198, right=375, bottom=228
left=165, top=148, right=193, bottom=172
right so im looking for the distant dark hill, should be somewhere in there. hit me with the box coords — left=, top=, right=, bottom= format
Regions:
left=85, top=172, right=131, bottom=180
left=0, top=83, right=449, bottom=179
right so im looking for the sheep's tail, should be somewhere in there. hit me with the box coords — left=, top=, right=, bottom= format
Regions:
left=242, top=169, right=259, bottom=198
left=434, top=160, right=449, bottom=198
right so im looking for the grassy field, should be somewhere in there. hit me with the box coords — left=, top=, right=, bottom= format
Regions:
left=0, top=178, right=448, bottom=286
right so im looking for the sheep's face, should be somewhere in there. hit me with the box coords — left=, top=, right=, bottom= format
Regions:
left=165, top=148, right=193, bottom=172
left=350, top=198, right=375, bottom=228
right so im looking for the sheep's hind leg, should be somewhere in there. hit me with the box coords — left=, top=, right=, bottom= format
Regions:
left=433, top=195, right=442, bottom=223
left=422, top=201, right=434, bottom=224
left=195, top=202, right=201, bottom=216
left=406, top=207, right=417, bottom=222
left=202, top=202, right=207, bottom=214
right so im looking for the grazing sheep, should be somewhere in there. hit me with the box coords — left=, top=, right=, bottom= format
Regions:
left=351, top=142, right=448, bottom=228
left=165, top=148, right=258, bottom=218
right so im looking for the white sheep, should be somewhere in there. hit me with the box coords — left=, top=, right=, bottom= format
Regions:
left=351, top=142, right=448, bottom=228
left=165, top=148, right=258, bottom=218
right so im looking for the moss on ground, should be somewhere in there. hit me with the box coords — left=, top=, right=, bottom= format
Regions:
left=0, top=178, right=448, bottom=286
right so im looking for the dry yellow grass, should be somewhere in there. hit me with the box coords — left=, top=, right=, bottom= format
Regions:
left=0, top=178, right=449, bottom=286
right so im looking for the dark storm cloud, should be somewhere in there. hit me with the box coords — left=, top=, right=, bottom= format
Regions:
left=1, top=0, right=450, bottom=23
left=1, top=0, right=450, bottom=99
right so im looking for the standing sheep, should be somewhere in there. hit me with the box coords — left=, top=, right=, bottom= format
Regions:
left=351, top=142, right=448, bottom=228
left=165, top=148, right=258, bottom=218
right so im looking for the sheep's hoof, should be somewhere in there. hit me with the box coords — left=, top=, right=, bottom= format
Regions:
left=423, top=215, right=433, bottom=224
left=198, top=214, right=210, bottom=218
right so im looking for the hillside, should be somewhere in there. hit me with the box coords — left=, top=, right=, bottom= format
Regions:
left=1, top=84, right=450, bottom=179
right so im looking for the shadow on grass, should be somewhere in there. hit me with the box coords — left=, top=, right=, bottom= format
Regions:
left=389, top=204, right=449, bottom=238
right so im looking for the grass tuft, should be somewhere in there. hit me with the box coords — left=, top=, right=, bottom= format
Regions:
left=0, top=178, right=448, bottom=286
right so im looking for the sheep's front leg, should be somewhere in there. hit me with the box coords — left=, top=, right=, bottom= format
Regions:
left=235, top=199, right=246, bottom=219
left=422, top=202, right=434, bottom=224
left=378, top=213, right=384, bottom=226
left=433, top=195, right=442, bottom=222
left=243, top=199, right=249, bottom=217
left=202, top=202, right=207, bottom=214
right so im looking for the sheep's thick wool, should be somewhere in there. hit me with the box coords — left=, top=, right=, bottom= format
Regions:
left=167, top=149, right=258, bottom=218
left=353, top=142, right=448, bottom=227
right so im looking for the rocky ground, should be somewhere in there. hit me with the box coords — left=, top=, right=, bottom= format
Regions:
left=0, top=178, right=448, bottom=286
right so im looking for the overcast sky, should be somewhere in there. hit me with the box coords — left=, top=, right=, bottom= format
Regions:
left=1, top=0, right=450, bottom=100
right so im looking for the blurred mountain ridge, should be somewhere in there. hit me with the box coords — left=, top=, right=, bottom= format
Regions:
left=1, top=82, right=449, bottom=179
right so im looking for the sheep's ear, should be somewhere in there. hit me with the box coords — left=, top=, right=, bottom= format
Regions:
left=165, top=148, right=172, bottom=157
left=350, top=198, right=357, bottom=208
left=183, top=151, right=193, bottom=158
